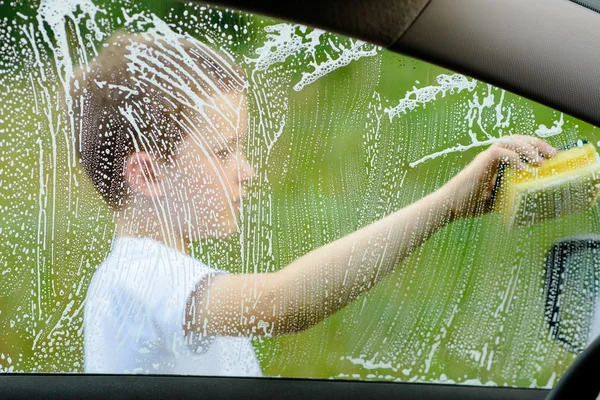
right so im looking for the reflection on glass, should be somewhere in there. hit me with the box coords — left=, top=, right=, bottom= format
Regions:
left=1, top=0, right=600, bottom=388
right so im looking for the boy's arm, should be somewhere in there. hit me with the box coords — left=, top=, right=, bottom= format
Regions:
left=186, top=136, right=556, bottom=337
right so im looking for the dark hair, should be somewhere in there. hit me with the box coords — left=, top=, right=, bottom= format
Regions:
left=71, top=31, right=246, bottom=209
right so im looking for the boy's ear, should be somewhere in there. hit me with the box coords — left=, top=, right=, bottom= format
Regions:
left=124, top=152, right=165, bottom=199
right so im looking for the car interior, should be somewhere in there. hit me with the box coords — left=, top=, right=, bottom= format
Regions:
left=2, top=0, right=600, bottom=398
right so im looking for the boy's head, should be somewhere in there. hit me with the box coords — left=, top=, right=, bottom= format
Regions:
left=72, top=31, right=254, bottom=239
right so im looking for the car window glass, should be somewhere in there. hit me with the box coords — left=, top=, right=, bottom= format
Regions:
left=1, top=0, right=598, bottom=388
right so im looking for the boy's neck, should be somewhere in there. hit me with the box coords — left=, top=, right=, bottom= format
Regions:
left=115, top=206, right=191, bottom=255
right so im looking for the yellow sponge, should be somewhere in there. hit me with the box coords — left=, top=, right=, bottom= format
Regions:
left=493, top=142, right=600, bottom=229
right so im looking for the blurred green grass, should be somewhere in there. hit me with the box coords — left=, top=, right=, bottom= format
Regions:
left=0, top=0, right=598, bottom=388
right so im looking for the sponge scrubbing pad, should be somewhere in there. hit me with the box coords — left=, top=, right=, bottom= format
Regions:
left=493, top=142, right=600, bottom=229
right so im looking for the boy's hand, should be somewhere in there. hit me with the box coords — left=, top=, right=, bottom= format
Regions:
left=439, top=135, right=558, bottom=220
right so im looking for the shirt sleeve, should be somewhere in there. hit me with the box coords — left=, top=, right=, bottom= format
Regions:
left=142, top=254, right=224, bottom=355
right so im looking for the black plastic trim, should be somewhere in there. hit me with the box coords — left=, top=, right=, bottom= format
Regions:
left=545, top=334, right=600, bottom=400
left=0, top=374, right=550, bottom=400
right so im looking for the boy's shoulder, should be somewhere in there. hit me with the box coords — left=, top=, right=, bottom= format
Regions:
left=89, top=236, right=217, bottom=300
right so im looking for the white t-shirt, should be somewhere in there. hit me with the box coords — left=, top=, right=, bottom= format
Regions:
left=84, top=236, right=262, bottom=376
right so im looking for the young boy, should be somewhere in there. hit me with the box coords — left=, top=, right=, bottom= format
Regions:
left=74, top=31, right=557, bottom=376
